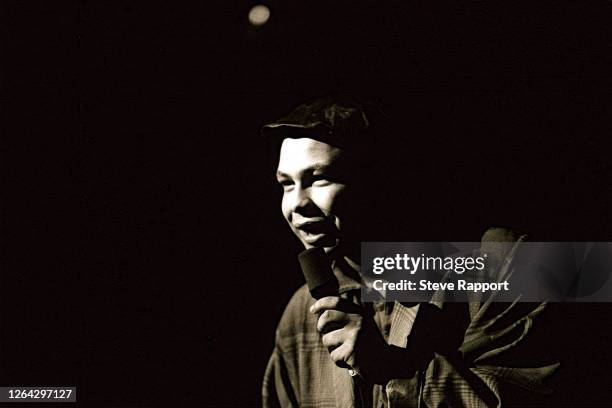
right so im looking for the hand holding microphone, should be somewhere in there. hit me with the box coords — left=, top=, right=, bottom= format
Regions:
left=298, top=248, right=400, bottom=383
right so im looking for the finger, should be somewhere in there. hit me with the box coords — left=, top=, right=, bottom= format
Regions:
left=310, top=296, right=341, bottom=314
left=321, top=329, right=345, bottom=351
left=317, top=309, right=348, bottom=333
left=310, top=297, right=362, bottom=315
left=330, top=341, right=356, bottom=369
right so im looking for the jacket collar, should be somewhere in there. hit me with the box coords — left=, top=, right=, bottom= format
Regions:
left=332, top=255, right=362, bottom=294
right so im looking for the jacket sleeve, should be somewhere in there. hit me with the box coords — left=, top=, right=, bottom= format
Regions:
left=417, top=301, right=559, bottom=408
left=386, top=230, right=560, bottom=407
left=262, top=285, right=312, bottom=408
left=262, top=343, right=299, bottom=408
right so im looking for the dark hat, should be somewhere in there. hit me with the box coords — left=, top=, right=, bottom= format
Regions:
left=261, top=95, right=383, bottom=152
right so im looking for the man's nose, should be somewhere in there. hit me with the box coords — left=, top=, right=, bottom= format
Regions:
left=289, top=186, right=317, bottom=215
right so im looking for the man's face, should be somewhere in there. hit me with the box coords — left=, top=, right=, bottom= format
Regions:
left=276, top=137, right=350, bottom=251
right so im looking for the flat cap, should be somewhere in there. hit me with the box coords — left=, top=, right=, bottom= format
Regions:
left=261, top=95, right=382, bottom=151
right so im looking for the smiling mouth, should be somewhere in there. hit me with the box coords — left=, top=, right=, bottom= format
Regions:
left=295, top=221, right=327, bottom=233
left=294, top=221, right=336, bottom=244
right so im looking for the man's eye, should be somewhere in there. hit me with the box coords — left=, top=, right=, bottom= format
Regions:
left=312, top=175, right=331, bottom=186
left=278, top=180, right=294, bottom=189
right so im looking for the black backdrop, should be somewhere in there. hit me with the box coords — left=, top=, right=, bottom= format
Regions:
left=2, top=1, right=612, bottom=406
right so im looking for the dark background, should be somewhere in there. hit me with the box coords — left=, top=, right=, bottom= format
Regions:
left=2, top=1, right=612, bottom=406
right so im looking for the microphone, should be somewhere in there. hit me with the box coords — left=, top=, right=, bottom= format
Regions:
left=298, top=247, right=339, bottom=299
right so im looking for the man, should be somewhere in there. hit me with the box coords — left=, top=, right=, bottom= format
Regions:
left=262, top=96, right=559, bottom=407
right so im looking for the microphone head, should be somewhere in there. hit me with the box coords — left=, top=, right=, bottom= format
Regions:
left=298, top=247, right=339, bottom=299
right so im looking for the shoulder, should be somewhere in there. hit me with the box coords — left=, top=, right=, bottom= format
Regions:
left=479, top=226, right=527, bottom=269
left=481, top=226, right=526, bottom=243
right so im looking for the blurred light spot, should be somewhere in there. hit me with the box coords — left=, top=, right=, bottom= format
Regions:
left=249, top=5, right=270, bottom=26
